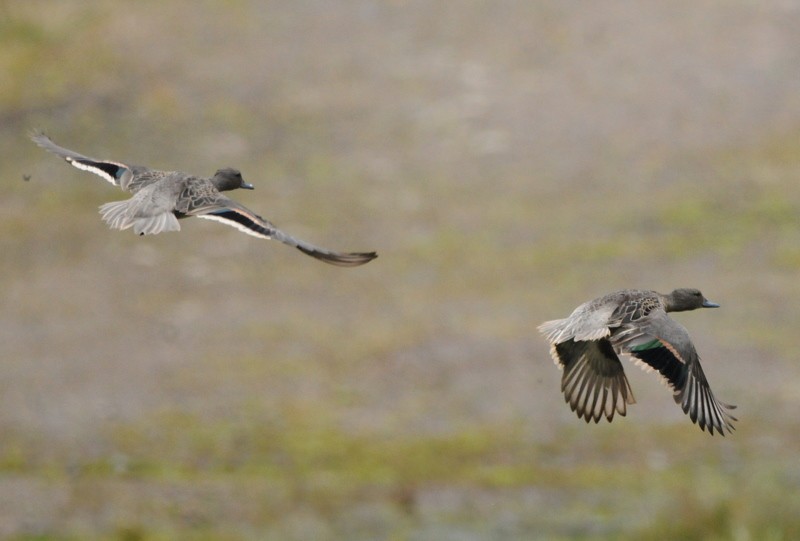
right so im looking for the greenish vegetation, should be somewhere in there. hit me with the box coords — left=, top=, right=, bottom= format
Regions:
left=3, top=413, right=800, bottom=540
left=3, top=0, right=800, bottom=539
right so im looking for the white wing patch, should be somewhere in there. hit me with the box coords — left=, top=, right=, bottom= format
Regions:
left=66, top=158, right=119, bottom=186
left=196, top=213, right=273, bottom=240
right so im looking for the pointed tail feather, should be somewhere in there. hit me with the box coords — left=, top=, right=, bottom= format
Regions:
left=99, top=200, right=180, bottom=235
left=99, top=200, right=135, bottom=230
left=132, top=212, right=181, bottom=236
left=538, top=319, right=569, bottom=343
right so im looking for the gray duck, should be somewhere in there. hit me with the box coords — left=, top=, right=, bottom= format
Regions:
left=31, top=133, right=377, bottom=267
left=539, top=288, right=736, bottom=435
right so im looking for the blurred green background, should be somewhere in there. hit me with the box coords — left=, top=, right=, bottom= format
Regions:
left=3, top=0, right=800, bottom=539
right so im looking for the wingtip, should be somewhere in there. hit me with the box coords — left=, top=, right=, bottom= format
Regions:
left=690, top=402, right=738, bottom=437
left=29, top=129, right=50, bottom=145
left=297, top=246, right=378, bottom=267
left=703, top=421, right=736, bottom=437
left=329, top=251, right=378, bottom=267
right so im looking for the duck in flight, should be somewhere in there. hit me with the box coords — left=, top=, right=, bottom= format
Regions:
left=30, top=133, right=377, bottom=267
left=538, top=288, right=736, bottom=435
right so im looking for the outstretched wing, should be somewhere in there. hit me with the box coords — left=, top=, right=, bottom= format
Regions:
left=30, top=132, right=139, bottom=190
left=614, top=315, right=737, bottom=436
left=181, top=189, right=376, bottom=267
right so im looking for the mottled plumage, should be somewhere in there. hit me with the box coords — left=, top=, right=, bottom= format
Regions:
left=31, top=133, right=377, bottom=267
left=538, top=288, right=736, bottom=436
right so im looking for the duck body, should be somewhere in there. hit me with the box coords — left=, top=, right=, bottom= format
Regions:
left=31, top=133, right=377, bottom=267
left=539, top=288, right=736, bottom=435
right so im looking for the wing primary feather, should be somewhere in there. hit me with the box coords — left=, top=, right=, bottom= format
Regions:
left=198, top=209, right=376, bottom=267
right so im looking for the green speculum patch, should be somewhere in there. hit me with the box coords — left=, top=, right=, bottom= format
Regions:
left=629, top=338, right=663, bottom=352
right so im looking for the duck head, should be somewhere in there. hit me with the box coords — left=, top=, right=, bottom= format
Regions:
left=212, top=168, right=254, bottom=191
left=664, top=288, right=720, bottom=312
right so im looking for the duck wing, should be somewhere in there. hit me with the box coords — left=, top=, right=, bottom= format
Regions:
left=180, top=186, right=376, bottom=267
left=613, top=313, right=737, bottom=435
left=30, top=132, right=153, bottom=192
left=547, top=338, right=635, bottom=423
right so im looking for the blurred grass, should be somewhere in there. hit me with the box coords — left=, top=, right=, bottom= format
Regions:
left=2, top=412, right=800, bottom=540
left=0, top=2, right=119, bottom=114
left=3, top=0, right=800, bottom=539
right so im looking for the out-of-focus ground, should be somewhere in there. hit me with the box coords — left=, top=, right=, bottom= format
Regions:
left=2, top=0, right=800, bottom=539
